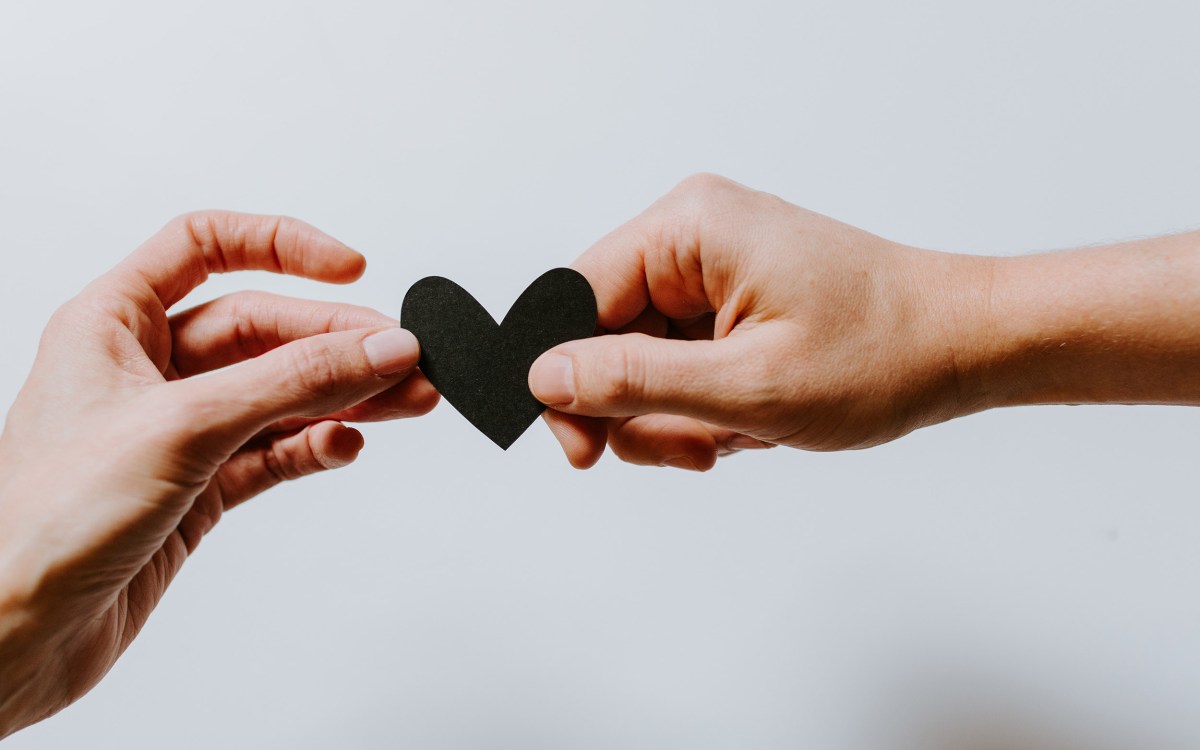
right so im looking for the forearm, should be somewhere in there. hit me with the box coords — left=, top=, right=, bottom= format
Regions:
left=960, top=231, right=1200, bottom=410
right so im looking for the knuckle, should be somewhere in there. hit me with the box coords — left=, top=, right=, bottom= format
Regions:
left=588, top=340, right=644, bottom=411
left=44, top=297, right=85, bottom=336
left=164, top=211, right=195, bottom=234
left=173, top=211, right=279, bottom=274
left=672, top=172, right=737, bottom=206
left=57, top=284, right=133, bottom=329
left=173, top=209, right=240, bottom=231
left=262, top=440, right=299, bottom=483
left=170, top=210, right=216, bottom=243
left=252, top=214, right=294, bottom=272
left=223, top=291, right=274, bottom=357
left=661, top=173, right=743, bottom=253
left=283, top=340, right=345, bottom=402
left=170, top=211, right=222, bottom=268
left=172, top=209, right=211, bottom=225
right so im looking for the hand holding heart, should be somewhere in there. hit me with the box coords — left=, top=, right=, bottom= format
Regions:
left=0, top=212, right=437, bottom=737
left=527, top=173, right=988, bottom=470
left=530, top=173, right=1200, bottom=470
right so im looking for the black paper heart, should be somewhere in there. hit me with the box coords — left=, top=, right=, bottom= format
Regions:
left=401, top=268, right=597, bottom=449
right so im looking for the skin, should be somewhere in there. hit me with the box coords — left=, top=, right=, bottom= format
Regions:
left=0, top=212, right=439, bottom=738
left=530, top=173, right=1200, bottom=469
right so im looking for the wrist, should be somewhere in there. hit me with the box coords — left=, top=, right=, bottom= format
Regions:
left=901, top=248, right=1004, bottom=422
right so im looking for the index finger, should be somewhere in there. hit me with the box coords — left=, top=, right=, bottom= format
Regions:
left=571, top=173, right=743, bottom=331
left=113, top=211, right=366, bottom=309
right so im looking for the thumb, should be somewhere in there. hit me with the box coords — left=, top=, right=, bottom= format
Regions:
left=177, top=326, right=421, bottom=444
left=529, top=332, right=753, bottom=425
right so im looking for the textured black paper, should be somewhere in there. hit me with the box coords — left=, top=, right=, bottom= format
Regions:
left=401, top=268, right=597, bottom=449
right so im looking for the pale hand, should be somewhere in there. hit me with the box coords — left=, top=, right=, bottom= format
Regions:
left=0, top=213, right=438, bottom=737
left=531, top=174, right=1200, bottom=469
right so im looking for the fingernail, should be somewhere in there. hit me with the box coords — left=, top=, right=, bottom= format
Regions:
left=529, top=353, right=575, bottom=404
left=727, top=435, right=774, bottom=451
left=363, top=328, right=419, bottom=376
left=664, top=457, right=701, bottom=471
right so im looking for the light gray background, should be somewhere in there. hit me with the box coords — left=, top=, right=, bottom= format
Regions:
left=3, top=1, right=1199, bottom=748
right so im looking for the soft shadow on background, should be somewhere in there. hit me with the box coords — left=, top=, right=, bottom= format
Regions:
left=2, top=1, right=1199, bottom=748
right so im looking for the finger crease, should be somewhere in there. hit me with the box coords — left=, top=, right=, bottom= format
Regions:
left=262, top=440, right=296, bottom=483
left=188, top=213, right=227, bottom=276
left=266, top=217, right=286, bottom=275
